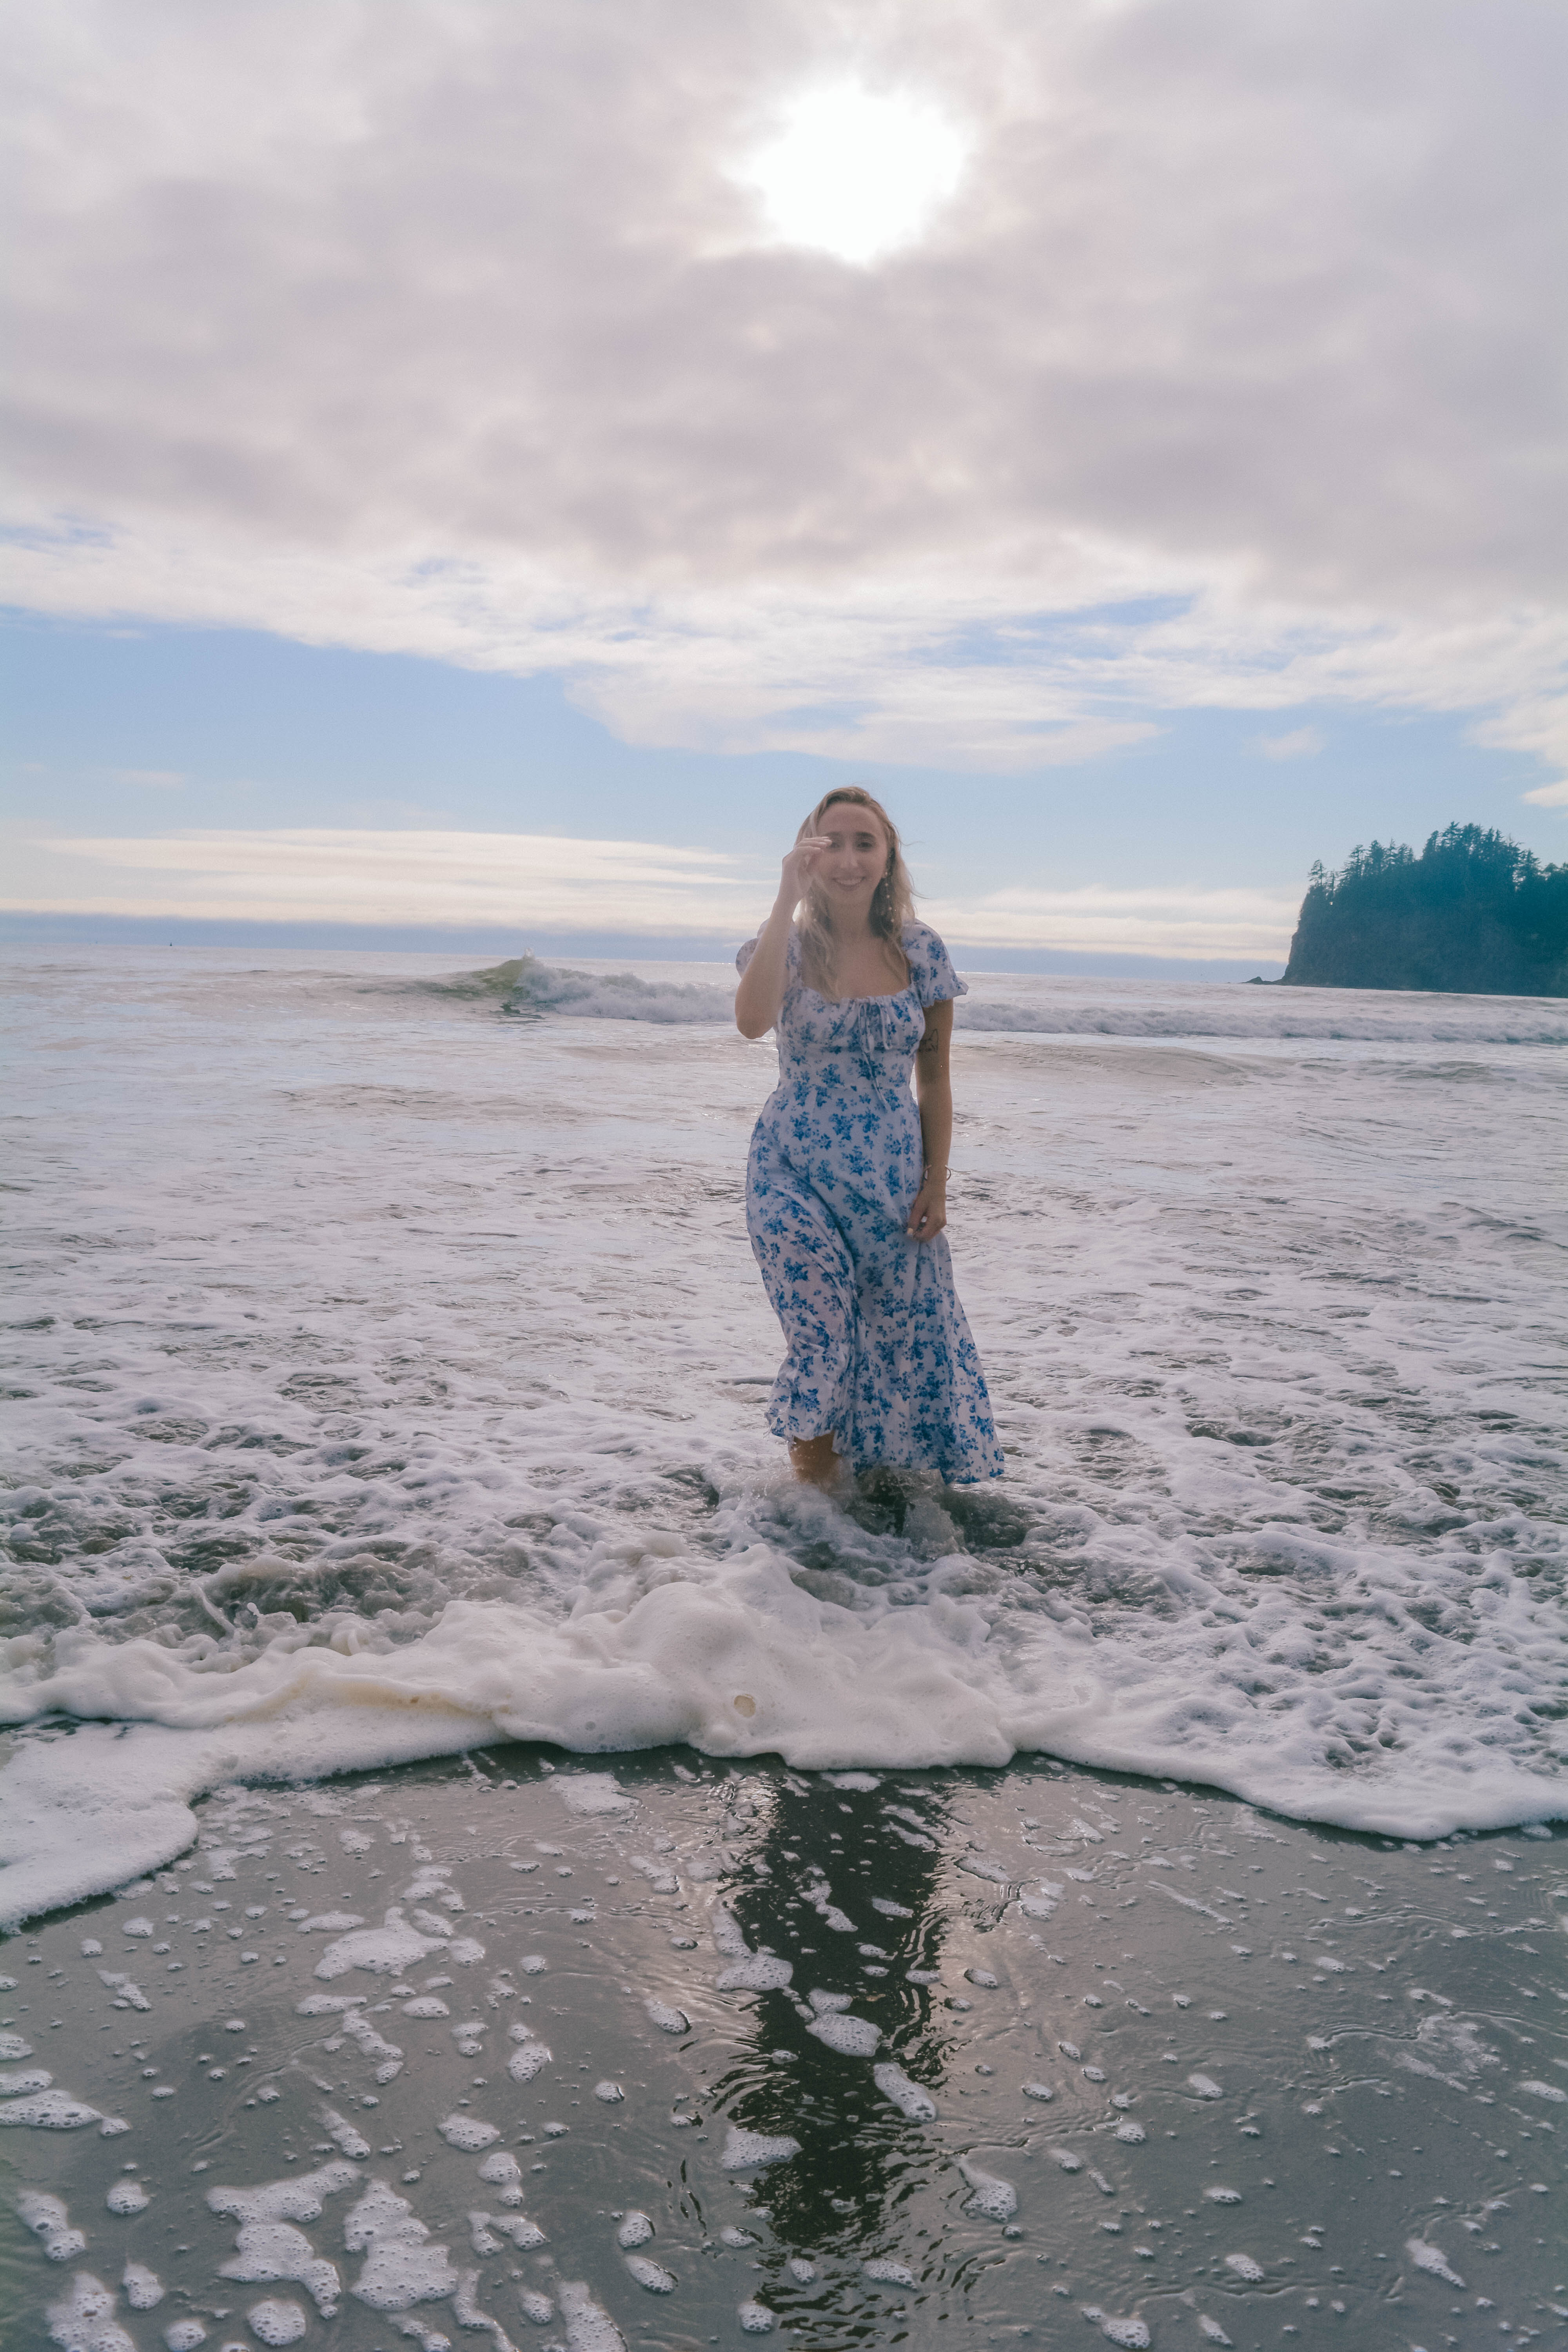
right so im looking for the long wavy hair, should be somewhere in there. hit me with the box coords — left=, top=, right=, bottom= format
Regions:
left=794, top=786, right=917, bottom=996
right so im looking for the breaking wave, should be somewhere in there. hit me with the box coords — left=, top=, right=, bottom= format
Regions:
left=436, top=956, right=1568, bottom=1045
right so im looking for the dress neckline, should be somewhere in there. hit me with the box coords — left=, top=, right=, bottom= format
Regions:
left=798, top=976, right=917, bottom=1008
left=794, top=928, right=915, bottom=1008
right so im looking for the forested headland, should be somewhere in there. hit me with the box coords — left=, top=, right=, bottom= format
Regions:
left=1280, top=823, right=1568, bottom=995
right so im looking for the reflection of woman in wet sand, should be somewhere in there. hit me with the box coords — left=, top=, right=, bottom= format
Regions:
left=735, top=788, right=1002, bottom=1493
left=715, top=1772, right=951, bottom=2252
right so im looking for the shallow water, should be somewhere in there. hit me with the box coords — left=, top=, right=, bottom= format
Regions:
left=1, top=946, right=1566, bottom=1934
left=0, top=1753, right=1563, bottom=2350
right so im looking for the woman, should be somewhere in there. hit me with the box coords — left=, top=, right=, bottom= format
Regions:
left=735, top=787, right=1003, bottom=1490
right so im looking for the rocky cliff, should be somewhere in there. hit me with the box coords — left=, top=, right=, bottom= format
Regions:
left=1281, top=823, right=1568, bottom=996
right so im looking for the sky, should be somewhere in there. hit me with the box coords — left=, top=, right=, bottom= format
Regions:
left=4, top=0, right=1565, bottom=971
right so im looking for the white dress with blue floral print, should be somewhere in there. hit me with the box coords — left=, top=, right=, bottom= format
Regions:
left=737, top=919, right=1003, bottom=1483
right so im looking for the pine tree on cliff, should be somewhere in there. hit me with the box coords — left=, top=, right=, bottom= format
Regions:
left=1281, top=823, right=1568, bottom=995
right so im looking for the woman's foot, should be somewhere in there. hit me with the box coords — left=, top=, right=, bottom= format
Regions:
left=789, top=1433, right=846, bottom=1490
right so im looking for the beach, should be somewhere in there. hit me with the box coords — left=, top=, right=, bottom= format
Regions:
left=0, top=1750, right=1563, bottom=2348
left=1, top=944, right=1565, bottom=2345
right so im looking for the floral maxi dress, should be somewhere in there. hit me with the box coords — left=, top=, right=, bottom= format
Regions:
left=737, top=920, right=1004, bottom=1483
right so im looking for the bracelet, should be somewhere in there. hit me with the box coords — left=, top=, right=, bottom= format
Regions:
left=925, top=1166, right=950, bottom=1182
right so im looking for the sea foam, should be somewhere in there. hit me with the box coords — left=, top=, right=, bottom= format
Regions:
left=0, top=945, right=1561, bottom=1929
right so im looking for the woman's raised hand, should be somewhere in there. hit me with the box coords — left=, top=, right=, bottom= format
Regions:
left=777, top=834, right=831, bottom=906
left=736, top=831, right=830, bottom=1037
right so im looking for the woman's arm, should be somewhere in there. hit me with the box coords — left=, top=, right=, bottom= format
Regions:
left=734, top=833, right=829, bottom=1037
left=907, top=998, right=954, bottom=1239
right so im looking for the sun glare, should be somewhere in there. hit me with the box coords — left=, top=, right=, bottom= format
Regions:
left=738, top=81, right=969, bottom=267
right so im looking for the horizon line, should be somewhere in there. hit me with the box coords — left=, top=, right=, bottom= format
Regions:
left=0, top=911, right=1287, bottom=982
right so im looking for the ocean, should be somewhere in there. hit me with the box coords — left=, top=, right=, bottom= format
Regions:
left=0, top=946, right=1564, bottom=2348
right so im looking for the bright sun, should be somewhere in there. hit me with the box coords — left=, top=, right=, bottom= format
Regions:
left=737, top=81, right=969, bottom=267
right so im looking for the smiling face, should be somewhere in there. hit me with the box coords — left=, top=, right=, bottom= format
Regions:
left=811, top=800, right=890, bottom=917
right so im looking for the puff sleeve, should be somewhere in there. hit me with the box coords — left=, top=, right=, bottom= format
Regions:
left=906, top=922, right=967, bottom=1008
left=735, top=930, right=801, bottom=982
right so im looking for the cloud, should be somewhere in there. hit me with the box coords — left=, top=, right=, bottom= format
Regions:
left=9, top=829, right=767, bottom=933
left=1521, top=778, right=1568, bottom=809
left=926, top=884, right=1299, bottom=958
left=4, top=825, right=1301, bottom=955
left=107, top=767, right=185, bottom=789
left=1253, top=726, right=1323, bottom=762
left=2, top=1, right=1564, bottom=775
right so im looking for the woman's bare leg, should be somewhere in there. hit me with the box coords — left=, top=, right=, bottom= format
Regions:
left=789, top=1433, right=844, bottom=1489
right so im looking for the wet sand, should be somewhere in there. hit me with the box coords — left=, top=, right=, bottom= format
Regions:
left=2, top=1749, right=1563, bottom=2350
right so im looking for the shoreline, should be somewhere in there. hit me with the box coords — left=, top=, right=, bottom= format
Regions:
left=4, top=1691, right=1565, bottom=1936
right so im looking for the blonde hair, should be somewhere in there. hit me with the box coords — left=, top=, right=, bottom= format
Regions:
left=794, top=786, right=916, bottom=996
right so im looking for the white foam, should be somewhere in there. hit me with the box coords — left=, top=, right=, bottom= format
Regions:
left=717, top=1955, right=794, bottom=1991
left=957, top=2156, right=1018, bottom=2219
left=0, top=2089, right=107, bottom=2130
left=1093, top=2320, right=1151, bottom=2351
left=95, top=1973, right=151, bottom=2012
left=492, top=2212, right=547, bottom=2251
left=1406, top=2237, right=1465, bottom=2287
left=710, top=1904, right=748, bottom=1956
left=123, top=2262, right=164, bottom=2308
left=314, top=1913, right=448, bottom=1982
left=18, top=2191, right=85, bottom=2262
left=246, top=2303, right=309, bottom=2347
left=218, top=2222, right=340, bottom=2316
left=557, top=2279, right=628, bottom=2351
left=721, top=2127, right=802, bottom=2170
left=806, top=2011, right=881, bottom=2057
left=555, top=1772, right=633, bottom=1815
left=341, top=2011, right=403, bottom=2082
left=105, top=2180, right=149, bottom=2214
left=624, top=2254, right=675, bottom=2293
left=45, top=2274, right=136, bottom=2352
left=872, top=2062, right=937, bottom=2120
left=437, top=2113, right=499, bottom=2151
left=507, top=2025, right=552, bottom=2083
left=207, top=2161, right=361, bottom=2226
left=343, top=2177, right=458, bottom=2312
left=485, top=955, right=738, bottom=1027
left=320, top=2108, right=372, bottom=2158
